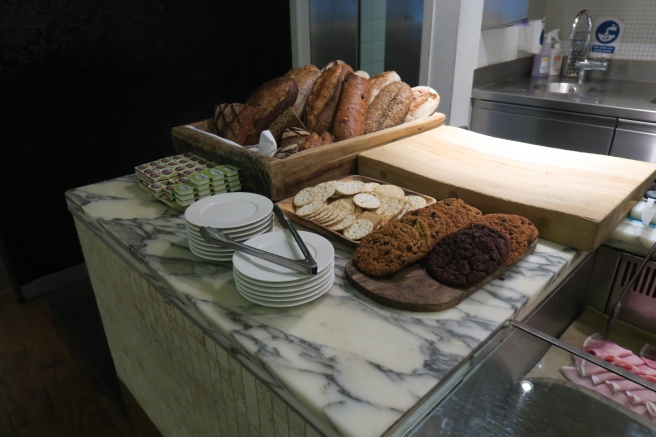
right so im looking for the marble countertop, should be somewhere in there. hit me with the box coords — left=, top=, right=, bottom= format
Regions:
left=66, top=175, right=584, bottom=437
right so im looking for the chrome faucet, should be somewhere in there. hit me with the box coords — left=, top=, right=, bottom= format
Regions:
left=569, top=9, right=608, bottom=84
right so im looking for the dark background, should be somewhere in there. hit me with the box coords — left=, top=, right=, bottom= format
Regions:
left=1, top=0, right=292, bottom=296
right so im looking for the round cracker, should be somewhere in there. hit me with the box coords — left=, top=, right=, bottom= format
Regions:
left=353, top=193, right=381, bottom=209
left=293, top=187, right=317, bottom=207
left=329, top=214, right=356, bottom=231
left=330, top=197, right=355, bottom=215
left=297, top=200, right=325, bottom=217
left=343, top=219, right=374, bottom=240
left=406, top=195, right=427, bottom=210
left=374, top=184, right=405, bottom=198
left=322, top=210, right=347, bottom=227
left=315, top=181, right=336, bottom=201
left=335, top=180, right=365, bottom=196
left=362, top=182, right=380, bottom=193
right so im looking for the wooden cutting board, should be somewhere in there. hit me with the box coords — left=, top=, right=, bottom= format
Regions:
left=345, top=239, right=537, bottom=312
left=358, top=126, right=656, bottom=251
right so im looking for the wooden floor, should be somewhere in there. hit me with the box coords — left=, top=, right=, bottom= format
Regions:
left=0, top=273, right=134, bottom=436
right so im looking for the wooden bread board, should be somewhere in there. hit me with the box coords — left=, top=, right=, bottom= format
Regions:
left=172, top=113, right=445, bottom=201
left=277, top=175, right=437, bottom=247
left=345, top=239, right=537, bottom=312
left=358, top=126, right=656, bottom=251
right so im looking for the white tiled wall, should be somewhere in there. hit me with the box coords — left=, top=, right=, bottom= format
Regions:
left=545, top=0, right=656, bottom=60
left=360, top=0, right=387, bottom=75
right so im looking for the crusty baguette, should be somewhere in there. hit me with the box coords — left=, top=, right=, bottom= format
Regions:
left=332, top=72, right=372, bottom=141
left=214, top=103, right=255, bottom=145
left=364, top=81, right=413, bottom=134
left=368, top=71, right=401, bottom=104
left=404, top=86, right=440, bottom=123
left=304, top=62, right=354, bottom=133
left=284, top=65, right=321, bottom=120
left=244, top=77, right=298, bottom=145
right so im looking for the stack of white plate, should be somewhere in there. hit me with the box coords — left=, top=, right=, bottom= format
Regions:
left=233, top=231, right=335, bottom=307
left=184, top=193, right=274, bottom=262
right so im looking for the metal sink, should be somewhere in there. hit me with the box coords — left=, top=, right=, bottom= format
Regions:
left=533, top=82, right=597, bottom=94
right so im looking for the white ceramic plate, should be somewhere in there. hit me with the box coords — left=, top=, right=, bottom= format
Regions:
left=232, top=231, right=334, bottom=283
left=235, top=274, right=335, bottom=302
left=185, top=212, right=273, bottom=234
left=236, top=277, right=333, bottom=307
left=236, top=275, right=333, bottom=302
left=188, top=241, right=235, bottom=255
left=186, top=222, right=273, bottom=248
left=184, top=193, right=273, bottom=228
left=185, top=217, right=273, bottom=240
left=233, top=261, right=334, bottom=289
left=189, top=244, right=233, bottom=262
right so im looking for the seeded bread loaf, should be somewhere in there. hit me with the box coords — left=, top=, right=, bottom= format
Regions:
left=332, top=72, right=371, bottom=141
left=364, top=81, right=413, bottom=134
left=304, top=61, right=354, bottom=133
left=244, top=76, right=298, bottom=145
left=368, top=71, right=401, bottom=104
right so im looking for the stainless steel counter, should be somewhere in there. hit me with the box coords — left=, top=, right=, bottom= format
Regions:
left=472, top=76, right=656, bottom=123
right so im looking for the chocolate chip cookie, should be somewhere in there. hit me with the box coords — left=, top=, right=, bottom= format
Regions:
left=354, top=227, right=416, bottom=276
left=426, top=224, right=510, bottom=287
left=407, top=207, right=456, bottom=242
left=432, top=198, right=482, bottom=231
left=387, top=221, right=429, bottom=262
left=399, top=215, right=437, bottom=247
left=476, top=214, right=539, bottom=266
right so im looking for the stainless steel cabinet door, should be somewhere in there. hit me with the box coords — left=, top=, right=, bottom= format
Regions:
left=610, top=119, right=656, bottom=163
left=471, top=100, right=616, bottom=155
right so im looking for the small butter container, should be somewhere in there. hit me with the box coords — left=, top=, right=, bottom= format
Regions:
left=176, top=198, right=195, bottom=206
left=183, top=153, right=193, bottom=158
left=211, top=183, right=227, bottom=191
left=217, top=165, right=239, bottom=176
left=196, top=187, right=211, bottom=197
left=172, top=183, right=194, bottom=196
left=213, top=188, right=228, bottom=194
left=228, top=185, right=242, bottom=192
left=204, top=169, right=226, bottom=181
left=227, top=178, right=242, bottom=187
left=161, top=169, right=177, bottom=179
left=188, top=173, right=210, bottom=187
left=147, top=183, right=164, bottom=195
left=226, top=174, right=241, bottom=183
left=175, top=192, right=195, bottom=202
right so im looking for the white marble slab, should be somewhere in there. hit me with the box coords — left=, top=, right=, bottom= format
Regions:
left=66, top=175, right=582, bottom=437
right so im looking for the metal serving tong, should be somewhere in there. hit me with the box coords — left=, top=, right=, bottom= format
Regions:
left=605, top=239, right=656, bottom=338
left=199, top=204, right=318, bottom=275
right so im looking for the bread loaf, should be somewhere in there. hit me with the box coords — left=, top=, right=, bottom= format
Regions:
left=364, top=81, right=413, bottom=134
left=267, top=107, right=305, bottom=143
left=320, top=131, right=333, bottom=146
left=214, top=103, right=256, bottom=145
left=284, top=65, right=321, bottom=120
left=244, top=77, right=298, bottom=145
left=332, top=72, right=371, bottom=141
left=299, top=132, right=323, bottom=151
left=305, top=61, right=353, bottom=133
left=404, top=86, right=440, bottom=123
left=354, top=70, right=370, bottom=79
left=368, top=71, right=401, bottom=104
left=280, top=127, right=311, bottom=150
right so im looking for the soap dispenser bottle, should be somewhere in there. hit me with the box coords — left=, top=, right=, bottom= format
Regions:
left=532, top=29, right=558, bottom=77
left=548, top=29, right=563, bottom=75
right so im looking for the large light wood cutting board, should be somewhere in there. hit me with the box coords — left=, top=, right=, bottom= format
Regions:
left=358, top=126, right=656, bottom=251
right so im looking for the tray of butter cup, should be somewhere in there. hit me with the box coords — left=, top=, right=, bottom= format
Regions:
left=135, top=153, right=243, bottom=211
